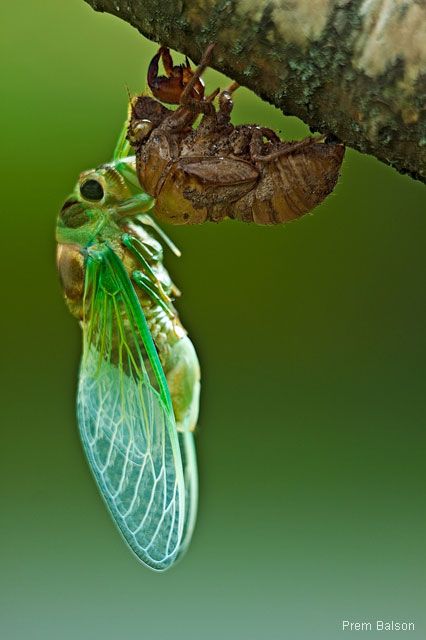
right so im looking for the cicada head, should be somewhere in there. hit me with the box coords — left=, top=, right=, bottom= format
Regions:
left=59, top=156, right=144, bottom=238
left=56, top=161, right=136, bottom=315
left=127, top=95, right=171, bottom=148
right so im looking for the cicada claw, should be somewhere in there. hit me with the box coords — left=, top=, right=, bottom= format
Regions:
left=147, top=46, right=205, bottom=105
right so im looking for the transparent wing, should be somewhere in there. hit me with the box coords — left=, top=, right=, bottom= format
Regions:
left=177, top=431, right=198, bottom=560
left=77, top=244, right=185, bottom=571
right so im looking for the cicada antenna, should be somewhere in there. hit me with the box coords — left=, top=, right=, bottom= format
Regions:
left=180, top=42, right=216, bottom=105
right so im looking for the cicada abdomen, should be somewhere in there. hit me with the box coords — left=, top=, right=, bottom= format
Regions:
left=56, top=146, right=200, bottom=571
left=230, top=134, right=345, bottom=224
left=127, top=45, right=345, bottom=226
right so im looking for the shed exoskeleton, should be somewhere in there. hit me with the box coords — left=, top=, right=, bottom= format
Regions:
left=127, top=44, right=345, bottom=225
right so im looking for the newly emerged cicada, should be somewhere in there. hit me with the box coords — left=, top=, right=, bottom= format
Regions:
left=128, top=44, right=345, bottom=225
left=56, top=128, right=200, bottom=571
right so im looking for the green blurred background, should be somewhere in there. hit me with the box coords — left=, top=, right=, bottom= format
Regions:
left=1, top=1, right=425, bottom=638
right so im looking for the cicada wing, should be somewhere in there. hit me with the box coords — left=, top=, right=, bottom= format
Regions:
left=77, top=245, right=185, bottom=571
left=177, top=431, right=198, bottom=560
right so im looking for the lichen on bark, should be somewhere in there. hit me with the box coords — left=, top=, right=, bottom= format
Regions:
left=85, top=0, right=426, bottom=182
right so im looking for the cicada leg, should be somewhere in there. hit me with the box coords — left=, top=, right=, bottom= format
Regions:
left=158, top=46, right=175, bottom=77
left=114, top=192, right=155, bottom=217
left=148, top=47, right=184, bottom=104
left=179, top=43, right=218, bottom=115
left=137, top=213, right=182, bottom=257
left=148, top=46, right=205, bottom=104
left=250, top=128, right=316, bottom=163
left=216, top=81, right=239, bottom=126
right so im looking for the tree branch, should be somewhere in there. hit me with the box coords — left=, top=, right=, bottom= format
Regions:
left=85, top=0, right=426, bottom=182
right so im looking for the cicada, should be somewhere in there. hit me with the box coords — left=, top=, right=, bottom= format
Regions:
left=127, top=44, right=345, bottom=225
left=56, top=126, right=200, bottom=571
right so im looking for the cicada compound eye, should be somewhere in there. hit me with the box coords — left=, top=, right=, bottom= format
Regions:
left=80, top=179, right=104, bottom=202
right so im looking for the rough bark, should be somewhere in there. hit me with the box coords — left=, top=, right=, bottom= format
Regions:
left=85, top=0, right=426, bottom=182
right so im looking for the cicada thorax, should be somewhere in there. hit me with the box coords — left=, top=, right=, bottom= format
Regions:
left=58, top=226, right=182, bottom=350
left=56, top=157, right=179, bottom=340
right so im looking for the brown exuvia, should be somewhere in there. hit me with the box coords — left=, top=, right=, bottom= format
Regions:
left=127, top=44, right=345, bottom=225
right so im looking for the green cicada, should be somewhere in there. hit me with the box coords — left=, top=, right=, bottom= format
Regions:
left=56, top=124, right=201, bottom=571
